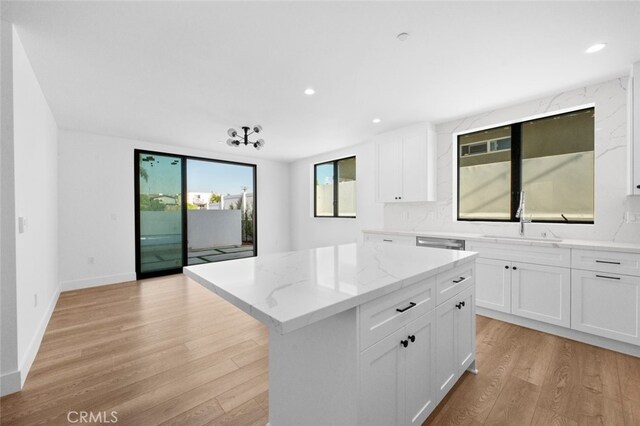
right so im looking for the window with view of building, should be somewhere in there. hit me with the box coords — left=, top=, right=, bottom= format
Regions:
left=458, top=107, right=594, bottom=223
left=314, top=156, right=356, bottom=218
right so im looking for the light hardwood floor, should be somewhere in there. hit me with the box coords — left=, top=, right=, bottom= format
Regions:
left=1, top=275, right=639, bottom=425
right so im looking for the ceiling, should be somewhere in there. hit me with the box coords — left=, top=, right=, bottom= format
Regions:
left=3, top=1, right=640, bottom=161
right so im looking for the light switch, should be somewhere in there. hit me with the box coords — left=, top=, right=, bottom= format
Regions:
left=18, top=217, right=26, bottom=234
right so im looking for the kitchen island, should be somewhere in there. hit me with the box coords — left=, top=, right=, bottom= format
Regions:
left=184, top=242, right=478, bottom=426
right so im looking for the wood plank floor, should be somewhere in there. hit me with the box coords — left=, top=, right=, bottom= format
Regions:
left=1, top=275, right=639, bottom=425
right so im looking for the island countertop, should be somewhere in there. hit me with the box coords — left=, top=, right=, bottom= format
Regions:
left=184, top=242, right=477, bottom=334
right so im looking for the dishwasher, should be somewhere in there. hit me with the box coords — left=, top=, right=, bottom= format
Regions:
left=416, top=236, right=465, bottom=250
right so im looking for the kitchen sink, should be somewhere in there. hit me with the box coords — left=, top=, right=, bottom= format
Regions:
left=482, top=234, right=562, bottom=243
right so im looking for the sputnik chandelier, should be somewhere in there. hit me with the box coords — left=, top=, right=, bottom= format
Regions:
left=226, top=125, right=266, bottom=150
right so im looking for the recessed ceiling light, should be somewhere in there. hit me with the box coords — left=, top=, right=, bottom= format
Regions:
left=304, top=88, right=315, bottom=96
left=397, top=32, right=409, bottom=42
left=585, top=43, right=606, bottom=54
left=372, top=118, right=381, bottom=124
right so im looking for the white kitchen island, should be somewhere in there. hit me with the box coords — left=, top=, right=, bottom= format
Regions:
left=184, top=242, right=478, bottom=426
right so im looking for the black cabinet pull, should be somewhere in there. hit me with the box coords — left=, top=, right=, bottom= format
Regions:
left=596, top=274, right=621, bottom=280
left=504, top=265, right=509, bottom=269
left=408, top=335, right=415, bottom=343
left=636, top=185, right=640, bottom=189
left=383, top=239, right=393, bottom=242
left=452, top=276, right=466, bottom=283
left=512, top=266, right=517, bottom=270
left=455, top=303, right=462, bottom=309
left=595, top=260, right=621, bottom=265
left=461, top=301, right=465, bottom=307
left=400, top=339, right=409, bottom=348
left=396, top=302, right=416, bottom=313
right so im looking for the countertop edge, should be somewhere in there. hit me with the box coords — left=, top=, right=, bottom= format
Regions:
left=362, top=229, right=640, bottom=254
left=185, top=252, right=478, bottom=335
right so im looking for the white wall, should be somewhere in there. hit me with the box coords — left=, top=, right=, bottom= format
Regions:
left=58, top=130, right=291, bottom=290
left=289, top=142, right=384, bottom=250
left=1, top=19, right=20, bottom=396
left=1, top=24, right=60, bottom=396
left=385, top=77, right=640, bottom=243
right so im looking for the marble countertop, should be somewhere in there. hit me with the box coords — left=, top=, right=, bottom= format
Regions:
left=363, top=229, right=640, bottom=254
left=184, top=242, right=477, bottom=335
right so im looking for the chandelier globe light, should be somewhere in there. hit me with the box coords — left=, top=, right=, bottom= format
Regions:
left=226, top=125, right=266, bottom=150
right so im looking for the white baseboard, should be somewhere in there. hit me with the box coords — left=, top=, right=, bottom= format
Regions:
left=477, top=307, right=640, bottom=357
left=0, top=287, right=60, bottom=397
left=18, top=287, right=61, bottom=387
left=0, top=369, right=21, bottom=397
left=61, top=272, right=137, bottom=292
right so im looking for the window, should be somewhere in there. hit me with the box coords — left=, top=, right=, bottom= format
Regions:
left=457, top=107, right=594, bottom=223
left=314, top=156, right=356, bottom=218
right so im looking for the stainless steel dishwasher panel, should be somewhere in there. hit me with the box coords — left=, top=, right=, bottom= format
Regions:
left=416, top=236, right=465, bottom=250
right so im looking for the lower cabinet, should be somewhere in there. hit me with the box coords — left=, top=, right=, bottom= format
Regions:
left=475, top=258, right=511, bottom=313
left=475, top=255, right=570, bottom=327
left=360, top=311, right=436, bottom=426
left=435, top=287, right=475, bottom=401
left=511, top=262, right=570, bottom=327
left=571, top=269, right=640, bottom=345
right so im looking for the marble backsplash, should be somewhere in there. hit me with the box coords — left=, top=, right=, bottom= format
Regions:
left=385, top=77, right=640, bottom=244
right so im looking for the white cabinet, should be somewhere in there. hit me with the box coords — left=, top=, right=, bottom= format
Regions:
left=360, top=328, right=405, bottom=426
left=511, top=262, right=571, bottom=328
left=631, top=61, right=640, bottom=195
left=405, top=311, right=437, bottom=425
left=359, top=261, right=476, bottom=426
left=475, top=258, right=511, bottom=313
left=572, top=269, right=640, bottom=345
left=375, top=124, right=436, bottom=203
left=359, top=311, right=436, bottom=426
left=468, top=241, right=571, bottom=327
left=435, top=287, right=475, bottom=401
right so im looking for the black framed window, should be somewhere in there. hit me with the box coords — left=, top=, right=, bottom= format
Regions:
left=314, top=156, right=356, bottom=218
left=457, top=107, right=594, bottom=224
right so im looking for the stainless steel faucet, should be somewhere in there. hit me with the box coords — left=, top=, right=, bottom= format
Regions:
left=515, top=191, right=531, bottom=236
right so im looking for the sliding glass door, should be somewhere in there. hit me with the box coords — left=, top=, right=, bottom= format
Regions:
left=186, top=159, right=256, bottom=265
left=136, top=153, right=184, bottom=276
left=135, top=150, right=257, bottom=279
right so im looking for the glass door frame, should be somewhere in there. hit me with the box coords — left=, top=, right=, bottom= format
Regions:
left=134, top=149, right=258, bottom=280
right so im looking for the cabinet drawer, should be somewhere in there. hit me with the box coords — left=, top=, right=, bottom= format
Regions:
left=572, top=249, right=640, bottom=276
left=360, top=277, right=435, bottom=351
left=466, top=241, right=570, bottom=267
left=571, top=269, right=640, bottom=345
left=436, top=263, right=474, bottom=305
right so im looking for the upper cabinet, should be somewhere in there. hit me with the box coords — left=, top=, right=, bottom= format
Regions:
left=375, top=123, right=437, bottom=203
left=631, top=61, right=640, bottom=195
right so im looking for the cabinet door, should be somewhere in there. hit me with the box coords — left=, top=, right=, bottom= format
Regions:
left=401, top=132, right=427, bottom=202
left=455, top=287, right=475, bottom=373
left=405, top=311, right=436, bottom=426
left=512, top=262, right=570, bottom=327
left=435, top=298, right=457, bottom=401
left=376, top=138, right=402, bottom=203
left=633, top=62, right=640, bottom=194
left=475, top=258, right=511, bottom=313
left=359, top=328, right=405, bottom=426
left=571, top=270, right=640, bottom=345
